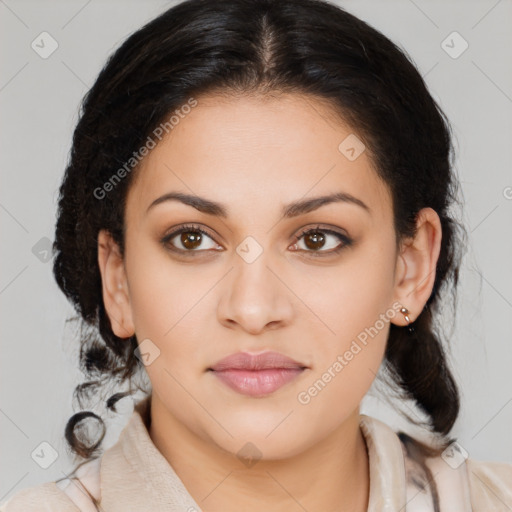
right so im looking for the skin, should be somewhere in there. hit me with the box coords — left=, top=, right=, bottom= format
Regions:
left=97, top=92, right=442, bottom=512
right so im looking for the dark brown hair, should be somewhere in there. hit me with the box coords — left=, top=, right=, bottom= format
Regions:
left=52, top=0, right=467, bottom=503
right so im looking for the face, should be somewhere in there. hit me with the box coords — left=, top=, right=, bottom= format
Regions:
left=100, top=92, right=417, bottom=459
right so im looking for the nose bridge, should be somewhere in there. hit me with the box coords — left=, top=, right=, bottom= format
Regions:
left=218, top=236, right=293, bottom=332
left=232, top=237, right=279, bottom=303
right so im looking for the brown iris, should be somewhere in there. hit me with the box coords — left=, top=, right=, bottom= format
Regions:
left=180, top=230, right=203, bottom=250
left=303, top=230, right=326, bottom=251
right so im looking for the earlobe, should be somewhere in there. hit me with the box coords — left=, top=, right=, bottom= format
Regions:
left=391, top=207, right=442, bottom=326
left=97, top=229, right=135, bottom=339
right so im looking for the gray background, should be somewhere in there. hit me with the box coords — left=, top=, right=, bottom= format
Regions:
left=1, top=0, right=511, bottom=501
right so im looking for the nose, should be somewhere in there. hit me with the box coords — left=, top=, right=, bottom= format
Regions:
left=217, top=250, right=294, bottom=335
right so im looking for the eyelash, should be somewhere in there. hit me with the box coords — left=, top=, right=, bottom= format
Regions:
left=160, top=223, right=353, bottom=258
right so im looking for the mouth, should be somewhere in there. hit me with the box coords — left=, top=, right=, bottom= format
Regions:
left=207, top=351, right=308, bottom=397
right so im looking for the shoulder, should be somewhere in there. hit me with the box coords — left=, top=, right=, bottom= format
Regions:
left=0, top=457, right=101, bottom=512
left=394, top=426, right=512, bottom=510
left=423, top=448, right=512, bottom=510
left=0, top=481, right=80, bottom=512
left=466, top=457, right=512, bottom=510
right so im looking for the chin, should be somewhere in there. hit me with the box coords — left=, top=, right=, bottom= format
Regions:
left=206, top=418, right=313, bottom=462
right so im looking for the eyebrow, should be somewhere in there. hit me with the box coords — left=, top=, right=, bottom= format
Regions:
left=146, top=191, right=371, bottom=218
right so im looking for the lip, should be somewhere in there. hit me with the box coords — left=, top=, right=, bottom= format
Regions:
left=209, top=351, right=306, bottom=371
left=208, top=351, right=308, bottom=397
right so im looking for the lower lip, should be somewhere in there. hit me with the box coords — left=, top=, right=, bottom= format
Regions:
left=210, top=368, right=305, bottom=397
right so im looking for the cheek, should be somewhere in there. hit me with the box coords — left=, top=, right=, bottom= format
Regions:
left=126, top=257, right=210, bottom=418
left=291, top=236, right=397, bottom=359
left=125, top=236, right=203, bottom=336
left=289, top=235, right=396, bottom=421
left=293, top=337, right=386, bottom=448
left=294, top=299, right=392, bottom=438
left=124, top=242, right=220, bottom=385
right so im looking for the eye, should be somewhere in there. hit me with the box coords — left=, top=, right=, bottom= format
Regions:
left=291, top=225, right=353, bottom=256
left=160, top=223, right=353, bottom=257
left=161, top=224, right=222, bottom=254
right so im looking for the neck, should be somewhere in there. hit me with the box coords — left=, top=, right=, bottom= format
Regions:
left=148, top=393, right=370, bottom=512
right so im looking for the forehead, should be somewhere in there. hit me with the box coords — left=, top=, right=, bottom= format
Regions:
left=126, top=93, right=392, bottom=224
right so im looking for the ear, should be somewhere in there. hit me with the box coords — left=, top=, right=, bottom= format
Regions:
left=391, top=207, right=442, bottom=326
left=97, top=229, right=135, bottom=339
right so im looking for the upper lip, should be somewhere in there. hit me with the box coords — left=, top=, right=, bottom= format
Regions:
left=209, top=351, right=307, bottom=371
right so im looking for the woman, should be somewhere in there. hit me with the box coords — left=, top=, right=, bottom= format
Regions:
left=2, top=0, right=511, bottom=510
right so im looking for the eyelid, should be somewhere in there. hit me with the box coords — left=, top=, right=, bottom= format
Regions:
left=163, top=223, right=216, bottom=241
left=294, top=223, right=349, bottom=240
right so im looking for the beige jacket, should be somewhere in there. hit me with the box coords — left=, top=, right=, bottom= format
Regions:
left=1, top=396, right=511, bottom=511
